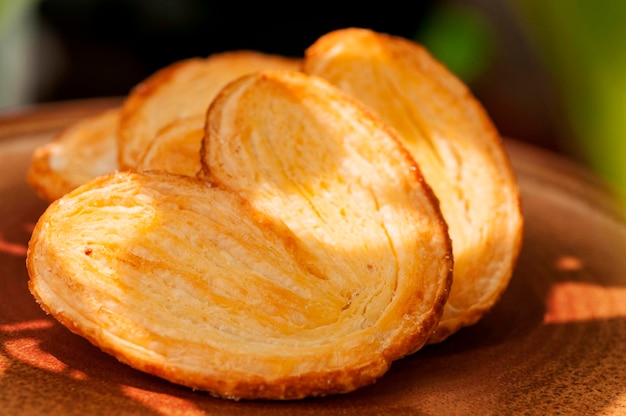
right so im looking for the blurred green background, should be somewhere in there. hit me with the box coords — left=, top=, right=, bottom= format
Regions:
left=1, top=0, right=624, bottom=210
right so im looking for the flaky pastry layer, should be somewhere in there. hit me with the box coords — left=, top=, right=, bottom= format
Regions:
left=118, top=51, right=301, bottom=169
left=26, top=107, right=119, bottom=202
left=304, top=28, right=523, bottom=342
left=28, top=71, right=452, bottom=400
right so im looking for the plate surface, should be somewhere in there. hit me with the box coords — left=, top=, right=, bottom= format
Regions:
left=1, top=99, right=625, bottom=415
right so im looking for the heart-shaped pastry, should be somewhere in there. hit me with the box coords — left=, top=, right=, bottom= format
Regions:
left=304, top=28, right=523, bottom=343
left=27, top=70, right=452, bottom=400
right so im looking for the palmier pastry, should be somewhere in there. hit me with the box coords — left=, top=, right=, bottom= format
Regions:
left=26, top=107, right=119, bottom=202
left=28, top=70, right=453, bottom=400
left=304, top=28, right=523, bottom=343
left=27, top=52, right=300, bottom=201
left=118, top=50, right=301, bottom=169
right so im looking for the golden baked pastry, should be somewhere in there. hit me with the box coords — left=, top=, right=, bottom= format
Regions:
left=28, top=70, right=453, bottom=400
left=27, top=52, right=301, bottom=202
left=118, top=51, right=301, bottom=169
left=304, top=28, right=523, bottom=343
left=26, top=107, right=119, bottom=202
left=135, top=115, right=205, bottom=176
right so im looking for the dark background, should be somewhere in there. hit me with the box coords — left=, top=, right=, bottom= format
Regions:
left=18, top=0, right=560, bottom=154
left=34, top=1, right=434, bottom=101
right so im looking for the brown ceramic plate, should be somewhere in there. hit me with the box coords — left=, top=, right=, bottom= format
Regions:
left=1, top=99, right=625, bottom=415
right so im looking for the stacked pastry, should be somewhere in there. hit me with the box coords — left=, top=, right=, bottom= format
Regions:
left=26, top=28, right=522, bottom=400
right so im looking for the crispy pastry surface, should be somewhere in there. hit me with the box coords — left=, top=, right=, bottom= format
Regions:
left=118, top=51, right=301, bottom=169
left=135, top=115, right=205, bottom=176
left=26, top=107, right=119, bottom=202
left=26, top=52, right=301, bottom=202
left=28, top=71, right=452, bottom=400
left=304, top=28, right=523, bottom=343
